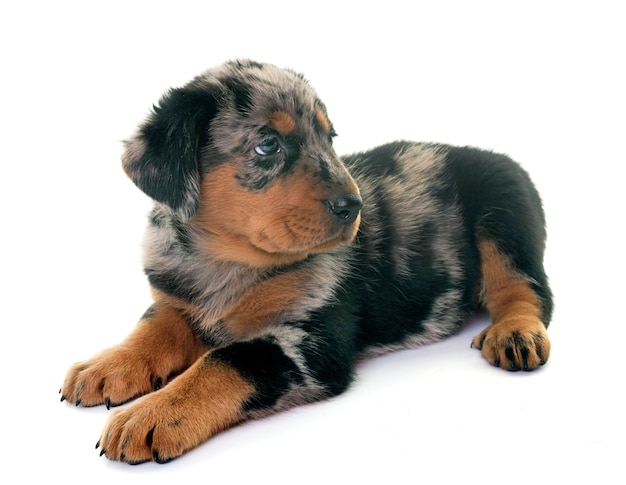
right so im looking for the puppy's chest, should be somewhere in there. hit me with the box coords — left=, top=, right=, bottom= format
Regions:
left=148, top=252, right=267, bottom=342
left=144, top=223, right=352, bottom=345
left=187, top=264, right=345, bottom=346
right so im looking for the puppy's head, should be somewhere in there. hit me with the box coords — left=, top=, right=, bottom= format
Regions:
left=123, top=60, right=361, bottom=267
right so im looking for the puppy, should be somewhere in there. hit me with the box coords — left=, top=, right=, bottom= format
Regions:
left=61, top=59, right=553, bottom=464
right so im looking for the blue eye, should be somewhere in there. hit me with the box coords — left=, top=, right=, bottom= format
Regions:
left=255, top=137, right=281, bottom=156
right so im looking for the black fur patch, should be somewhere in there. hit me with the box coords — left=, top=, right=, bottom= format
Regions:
left=144, top=267, right=202, bottom=304
left=125, top=88, right=218, bottom=217
left=210, top=339, right=304, bottom=411
left=221, top=75, right=255, bottom=115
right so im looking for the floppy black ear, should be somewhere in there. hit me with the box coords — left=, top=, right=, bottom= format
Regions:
left=122, top=87, right=218, bottom=218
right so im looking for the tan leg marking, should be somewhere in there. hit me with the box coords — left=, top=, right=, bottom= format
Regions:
left=471, top=240, right=551, bottom=371
left=98, top=357, right=254, bottom=464
left=61, top=303, right=208, bottom=407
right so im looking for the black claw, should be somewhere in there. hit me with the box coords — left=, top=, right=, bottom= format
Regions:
left=95, top=440, right=100, bottom=449
left=60, top=395, right=66, bottom=403
left=105, top=397, right=111, bottom=410
left=75, top=399, right=81, bottom=407
left=99, top=448, right=106, bottom=457
left=493, top=358, right=500, bottom=368
left=473, top=335, right=485, bottom=350
left=153, top=451, right=173, bottom=464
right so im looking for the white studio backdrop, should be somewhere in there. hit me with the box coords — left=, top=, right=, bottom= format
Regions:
left=1, top=1, right=624, bottom=484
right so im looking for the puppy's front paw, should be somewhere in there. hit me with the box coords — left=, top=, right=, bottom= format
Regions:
left=97, top=394, right=189, bottom=465
left=60, top=346, right=162, bottom=408
left=471, top=316, right=550, bottom=371
left=96, top=359, right=252, bottom=464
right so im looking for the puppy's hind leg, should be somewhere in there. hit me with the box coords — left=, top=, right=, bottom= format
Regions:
left=472, top=239, right=551, bottom=371
left=448, top=148, right=554, bottom=371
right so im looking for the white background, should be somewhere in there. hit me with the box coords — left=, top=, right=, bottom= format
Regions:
left=1, top=1, right=624, bottom=483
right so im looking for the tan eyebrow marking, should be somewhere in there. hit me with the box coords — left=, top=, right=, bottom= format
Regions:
left=270, top=111, right=296, bottom=136
left=315, top=108, right=331, bottom=134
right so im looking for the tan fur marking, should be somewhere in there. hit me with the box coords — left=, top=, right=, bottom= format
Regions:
left=315, top=108, right=331, bottom=133
left=152, top=265, right=311, bottom=341
left=478, top=239, right=540, bottom=321
left=98, top=358, right=254, bottom=463
left=472, top=239, right=550, bottom=370
left=195, top=163, right=359, bottom=267
left=61, top=302, right=208, bottom=407
left=271, top=111, right=296, bottom=136
left=222, top=271, right=307, bottom=338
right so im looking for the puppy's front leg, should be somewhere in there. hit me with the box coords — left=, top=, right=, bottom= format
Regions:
left=97, top=335, right=312, bottom=464
left=61, top=303, right=207, bottom=408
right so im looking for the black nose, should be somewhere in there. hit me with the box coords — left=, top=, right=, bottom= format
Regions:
left=326, top=193, right=363, bottom=223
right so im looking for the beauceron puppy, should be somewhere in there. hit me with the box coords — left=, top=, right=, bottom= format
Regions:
left=61, top=59, right=553, bottom=464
